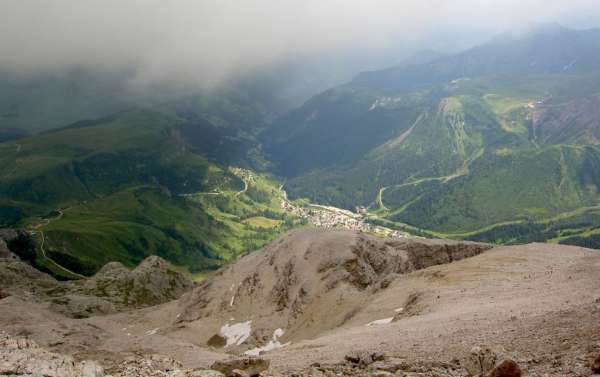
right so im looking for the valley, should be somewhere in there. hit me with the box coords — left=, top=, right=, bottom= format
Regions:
left=2, top=25, right=600, bottom=280
left=2, top=8, right=600, bottom=377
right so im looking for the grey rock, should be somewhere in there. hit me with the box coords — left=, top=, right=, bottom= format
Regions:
left=344, top=350, right=385, bottom=367
left=463, top=346, right=497, bottom=376
left=487, top=359, right=522, bottom=377
left=210, top=357, right=270, bottom=377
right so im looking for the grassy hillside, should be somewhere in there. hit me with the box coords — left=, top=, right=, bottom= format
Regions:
left=0, top=106, right=298, bottom=278
left=265, top=69, right=600, bottom=247
left=34, top=171, right=299, bottom=278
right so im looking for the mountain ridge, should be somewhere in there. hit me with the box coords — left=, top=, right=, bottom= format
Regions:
left=262, top=25, right=600, bottom=247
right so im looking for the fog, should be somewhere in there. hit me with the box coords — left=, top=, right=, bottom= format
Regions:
left=2, top=0, right=600, bottom=90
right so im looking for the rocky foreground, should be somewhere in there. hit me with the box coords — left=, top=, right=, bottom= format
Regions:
left=2, top=330, right=599, bottom=376
left=1, top=229, right=600, bottom=376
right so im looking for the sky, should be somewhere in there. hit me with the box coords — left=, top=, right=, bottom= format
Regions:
left=1, top=0, right=600, bottom=90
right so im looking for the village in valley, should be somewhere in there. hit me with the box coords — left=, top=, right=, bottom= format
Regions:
left=280, top=195, right=410, bottom=238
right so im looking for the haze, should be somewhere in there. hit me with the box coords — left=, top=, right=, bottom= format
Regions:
left=2, top=0, right=600, bottom=90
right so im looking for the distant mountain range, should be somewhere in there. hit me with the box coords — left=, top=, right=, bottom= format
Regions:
left=262, top=24, right=600, bottom=247
left=2, top=24, right=600, bottom=277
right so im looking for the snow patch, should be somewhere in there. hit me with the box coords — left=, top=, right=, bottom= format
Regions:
left=220, top=321, right=252, bottom=347
left=244, top=328, right=290, bottom=356
left=394, top=307, right=404, bottom=313
left=366, top=317, right=394, bottom=326
left=145, top=328, right=160, bottom=336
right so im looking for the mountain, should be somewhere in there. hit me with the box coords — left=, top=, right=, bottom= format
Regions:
left=0, top=103, right=298, bottom=277
left=352, top=23, right=600, bottom=91
left=4, top=23, right=600, bottom=279
left=262, top=25, right=600, bottom=247
left=1, top=229, right=599, bottom=375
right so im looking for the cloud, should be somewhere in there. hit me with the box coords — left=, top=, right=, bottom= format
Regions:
left=1, top=0, right=599, bottom=88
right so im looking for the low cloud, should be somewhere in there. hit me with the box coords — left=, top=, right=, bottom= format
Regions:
left=1, top=0, right=599, bottom=89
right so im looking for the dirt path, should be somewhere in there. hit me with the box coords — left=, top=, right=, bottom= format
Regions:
left=234, top=177, right=249, bottom=197
left=376, top=186, right=389, bottom=211
left=373, top=148, right=484, bottom=215
left=31, top=209, right=87, bottom=279
left=178, top=192, right=221, bottom=197
left=38, top=229, right=87, bottom=279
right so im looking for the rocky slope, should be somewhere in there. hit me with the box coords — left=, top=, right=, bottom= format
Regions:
left=174, top=229, right=491, bottom=348
left=0, top=254, right=194, bottom=318
left=1, top=229, right=599, bottom=376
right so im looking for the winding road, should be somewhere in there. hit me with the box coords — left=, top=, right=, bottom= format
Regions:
left=31, top=209, right=87, bottom=279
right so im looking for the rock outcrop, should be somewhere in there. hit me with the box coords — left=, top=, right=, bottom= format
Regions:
left=487, top=360, right=522, bottom=377
left=210, top=357, right=270, bottom=377
left=0, top=331, right=224, bottom=377
left=463, top=346, right=498, bottom=376
left=0, top=255, right=195, bottom=317
left=74, top=256, right=195, bottom=309
left=0, top=331, right=104, bottom=377
left=177, top=229, right=491, bottom=351
left=2, top=228, right=599, bottom=377
left=0, top=229, right=33, bottom=261
left=593, top=354, right=600, bottom=374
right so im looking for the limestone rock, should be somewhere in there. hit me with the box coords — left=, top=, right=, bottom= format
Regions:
left=344, top=350, right=385, bottom=367
left=593, top=354, right=600, bottom=373
left=210, top=357, right=270, bottom=377
left=463, top=346, right=497, bottom=376
left=0, top=331, right=104, bottom=377
left=207, top=334, right=227, bottom=348
left=75, top=255, right=195, bottom=308
left=487, top=360, right=522, bottom=377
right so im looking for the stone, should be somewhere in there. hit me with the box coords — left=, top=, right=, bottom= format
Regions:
left=593, top=354, right=600, bottom=373
left=80, top=360, right=105, bottom=377
left=230, top=369, right=249, bottom=377
left=487, top=360, right=522, bottom=377
left=463, top=346, right=497, bottom=376
left=344, top=350, right=385, bottom=367
left=370, top=358, right=410, bottom=372
left=210, top=357, right=270, bottom=377
left=186, top=371, right=225, bottom=377
left=207, top=333, right=227, bottom=348
left=0, top=361, right=17, bottom=375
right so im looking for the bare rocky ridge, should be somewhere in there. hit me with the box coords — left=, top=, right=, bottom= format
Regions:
left=1, top=229, right=599, bottom=376
left=0, top=254, right=195, bottom=318
left=175, top=229, right=491, bottom=347
left=74, top=256, right=195, bottom=310
left=0, top=229, right=28, bottom=260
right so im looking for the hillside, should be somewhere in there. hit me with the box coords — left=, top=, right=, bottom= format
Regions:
left=1, top=229, right=598, bottom=376
left=0, top=107, right=298, bottom=277
left=263, top=25, right=600, bottom=247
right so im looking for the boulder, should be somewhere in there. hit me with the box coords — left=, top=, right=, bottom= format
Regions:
left=487, top=360, right=522, bottom=377
left=592, top=354, right=600, bottom=373
left=207, top=334, right=227, bottom=348
left=463, top=346, right=497, bottom=376
left=344, top=350, right=385, bottom=367
left=210, top=357, right=270, bottom=377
